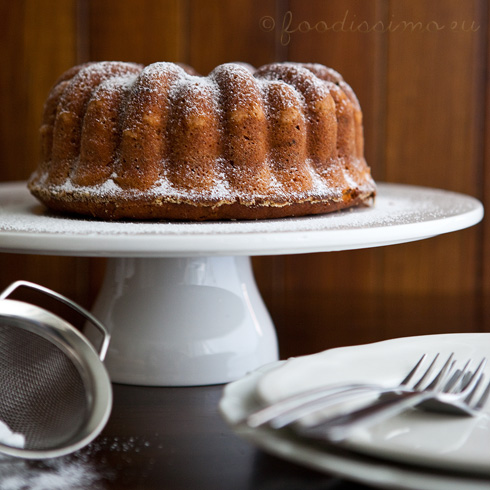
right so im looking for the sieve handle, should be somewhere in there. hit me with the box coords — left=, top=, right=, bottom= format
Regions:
left=0, top=280, right=111, bottom=361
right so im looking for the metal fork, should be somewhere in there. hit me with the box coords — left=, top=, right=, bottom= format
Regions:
left=299, top=357, right=489, bottom=442
left=246, top=352, right=452, bottom=429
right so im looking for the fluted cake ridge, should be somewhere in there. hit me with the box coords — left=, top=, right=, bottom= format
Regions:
left=28, top=61, right=375, bottom=220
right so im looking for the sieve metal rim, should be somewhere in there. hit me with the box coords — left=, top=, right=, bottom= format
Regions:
left=0, top=288, right=112, bottom=459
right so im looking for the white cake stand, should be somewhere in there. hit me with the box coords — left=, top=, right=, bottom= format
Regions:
left=0, top=182, right=483, bottom=386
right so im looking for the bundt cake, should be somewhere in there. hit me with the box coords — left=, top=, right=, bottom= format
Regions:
left=28, top=61, right=376, bottom=220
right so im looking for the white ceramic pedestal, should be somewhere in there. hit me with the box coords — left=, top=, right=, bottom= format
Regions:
left=0, top=182, right=483, bottom=386
left=90, top=256, right=277, bottom=385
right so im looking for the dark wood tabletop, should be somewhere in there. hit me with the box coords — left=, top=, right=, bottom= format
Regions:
left=0, top=383, right=371, bottom=489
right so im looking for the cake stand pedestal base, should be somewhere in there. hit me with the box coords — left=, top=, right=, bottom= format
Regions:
left=89, top=256, right=278, bottom=386
left=0, top=182, right=483, bottom=386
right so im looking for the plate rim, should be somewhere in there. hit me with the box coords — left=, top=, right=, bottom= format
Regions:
left=0, top=181, right=483, bottom=257
left=219, top=335, right=490, bottom=490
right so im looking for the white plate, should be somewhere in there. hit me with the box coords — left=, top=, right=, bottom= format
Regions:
left=0, top=182, right=482, bottom=257
left=255, top=334, right=490, bottom=475
left=219, top=349, right=490, bottom=490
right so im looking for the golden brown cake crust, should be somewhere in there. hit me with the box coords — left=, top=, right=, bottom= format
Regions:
left=30, top=184, right=373, bottom=221
left=29, top=61, right=376, bottom=221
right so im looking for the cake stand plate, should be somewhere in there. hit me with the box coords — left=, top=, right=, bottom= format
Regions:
left=0, top=182, right=483, bottom=386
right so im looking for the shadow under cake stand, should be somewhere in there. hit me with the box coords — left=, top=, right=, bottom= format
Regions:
left=0, top=182, right=483, bottom=386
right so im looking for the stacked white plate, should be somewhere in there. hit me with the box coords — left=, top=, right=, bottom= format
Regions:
left=220, top=334, right=490, bottom=490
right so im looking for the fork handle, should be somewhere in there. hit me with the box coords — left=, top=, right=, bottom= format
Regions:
left=298, top=390, right=433, bottom=442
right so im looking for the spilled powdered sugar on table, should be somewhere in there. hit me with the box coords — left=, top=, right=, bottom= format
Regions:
left=0, top=435, right=154, bottom=490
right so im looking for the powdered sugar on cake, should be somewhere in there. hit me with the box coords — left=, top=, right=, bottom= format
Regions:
left=28, top=61, right=376, bottom=220
left=32, top=156, right=358, bottom=206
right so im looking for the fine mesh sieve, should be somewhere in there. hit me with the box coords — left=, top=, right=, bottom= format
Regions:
left=0, top=280, right=112, bottom=459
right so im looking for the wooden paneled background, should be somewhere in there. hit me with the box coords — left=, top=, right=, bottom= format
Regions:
left=0, top=0, right=489, bottom=359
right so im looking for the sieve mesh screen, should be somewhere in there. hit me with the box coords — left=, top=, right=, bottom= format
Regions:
left=0, top=321, right=89, bottom=450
